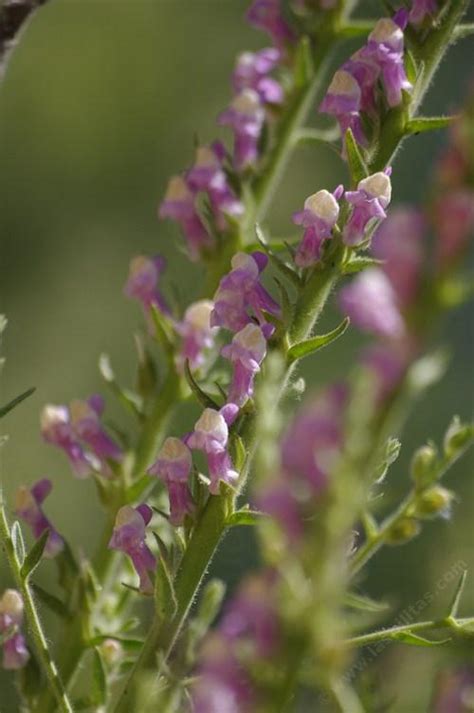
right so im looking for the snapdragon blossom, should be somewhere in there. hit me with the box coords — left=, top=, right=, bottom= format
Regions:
left=159, top=175, right=212, bottom=260
left=187, top=408, right=239, bottom=494
left=148, top=437, right=195, bottom=526
left=344, top=170, right=392, bottom=246
left=218, top=89, right=266, bottom=171
left=0, top=590, right=29, bottom=670
left=246, top=0, right=296, bottom=48
left=221, top=324, right=267, bottom=406
left=211, top=252, right=280, bottom=337
left=293, top=186, right=343, bottom=266
left=15, top=478, right=64, bottom=557
left=232, top=48, right=283, bottom=104
left=124, top=254, right=169, bottom=319
left=108, top=504, right=156, bottom=594
left=41, top=404, right=99, bottom=478
left=175, top=299, right=217, bottom=373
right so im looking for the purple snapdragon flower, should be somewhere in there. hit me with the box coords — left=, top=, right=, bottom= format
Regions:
left=246, top=0, right=296, bottom=49
left=409, top=0, right=437, bottom=26
left=232, top=48, right=283, bottom=104
left=159, top=175, right=212, bottom=260
left=434, top=189, right=474, bottom=270
left=187, top=408, right=238, bottom=494
left=343, top=171, right=392, bottom=246
left=175, top=300, right=217, bottom=373
left=221, top=324, right=267, bottom=406
left=41, top=404, right=99, bottom=478
left=148, top=437, right=195, bottom=526
left=339, top=268, right=405, bottom=339
left=319, top=69, right=365, bottom=146
left=0, top=590, right=29, bottom=670
left=124, top=255, right=169, bottom=318
left=14, top=479, right=64, bottom=558
left=432, top=666, right=474, bottom=712
left=342, top=49, right=379, bottom=116
left=293, top=186, right=343, bottom=267
left=218, top=89, right=266, bottom=171
left=186, top=144, right=244, bottom=230
left=211, top=252, right=280, bottom=337
left=108, top=504, right=156, bottom=595
left=70, top=396, right=123, bottom=467
left=372, top=207, right=425, bottom=307
left=364, top=17, right=412, bottom=107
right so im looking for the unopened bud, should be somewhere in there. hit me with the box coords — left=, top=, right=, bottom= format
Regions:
left=414, top=486, right=453, bottom=519
left=443, top=417, right=473, bottom=460
left=385, top=518, right=421, bottom=545
left=100, top=638, right=123, bottom=666
left=410, top=444, right=437, bottom=488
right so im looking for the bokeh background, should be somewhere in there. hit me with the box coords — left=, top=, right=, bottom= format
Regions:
left=0, top=0, right=473, bottom=709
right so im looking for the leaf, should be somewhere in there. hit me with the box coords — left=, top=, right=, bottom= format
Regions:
left=338, top=20, right=375, bottom=38
left=99, top=354, right=143, bottom=418
left=274, top=277, right=293, bottom=325
left=92, top=648, right=107, bottom=706
left=345, top=128, right=369, bottom=185
left=0, top=315, right=7, bottom=334
left=448, top=570, right=468, bottom=618
left=21, top=529, right=50, bottom=580
left=342, top=256, right=383, bottom=275
left=31, top=584, right=71, bottom=619
left=0, top=387, right=35, bottom=419
left=390, top=631, right=450, bottom=647
left=11, top=521, right=25, bottom=565
left=150, top=304, right=175, bottom=357
left=126, top=474, right=153, bottom=503
left=344, top=592, right=390, bottom=613
left=255, top=224, right=301, bottom=288
left=373, top=437, right=401, bottom=484
left=184, top=360, right=220, bottom=410
left=134, top=335, right=158, bottom=399
left=155, top=554, right=177, bottom=624
left=287, top=317, right=350, bottom=363
left=406, top=116, right=457, bottom=135
left=226, top=509, right=266, bottom=527
left=293, top=35, right=314, bottom=88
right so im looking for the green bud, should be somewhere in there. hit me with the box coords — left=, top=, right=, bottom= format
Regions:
left=385, top=518, right=421, bottom=546
left=410, top=444, right=438, bottom=488
left=197, top=579, right=226, bottom=629
left=413, top=486, right=454, bottom=519
left=443, top=417, right=473, bottom=460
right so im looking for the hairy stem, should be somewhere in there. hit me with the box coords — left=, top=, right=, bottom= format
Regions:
left=346, top=616, right=474, bottom=647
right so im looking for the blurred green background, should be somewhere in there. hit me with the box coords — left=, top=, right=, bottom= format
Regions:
left=0, top=1, right=473, bottom=709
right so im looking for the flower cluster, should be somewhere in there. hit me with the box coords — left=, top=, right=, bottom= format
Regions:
left=293, top=170, right=392, bottom=268
left=192, top=570, right=280, bottom=713
left=41, top=395, right=122, bottom=478
left=0, top=590, right=29, bottom=670
left=15, top=478, right=64, bottom=557
left=320, top=12, right=411, bottom=148
left=259, top=384, right=348, bottom=543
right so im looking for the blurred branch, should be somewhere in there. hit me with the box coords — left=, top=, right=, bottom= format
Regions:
left=0, top=0, right=49, bottom=80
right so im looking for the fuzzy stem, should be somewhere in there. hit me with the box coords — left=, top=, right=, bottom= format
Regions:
left=346, top=616, right=474, bottom=648
left=0, top=491, right=74, bottom=713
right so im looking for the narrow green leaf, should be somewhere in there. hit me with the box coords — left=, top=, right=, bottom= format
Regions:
left=373, top=437, right=401, bottom=483
left=126, top=474, right=153, bottom=503
left=287, top=317, right=350, bottom=363
left=92, top=648, right=107, bottom=706
left=99, top=353, right=143, bottom=418
left=134, top=335, right=158, bottom=399
left=154, top=554, right=177, bottom=624
left=294, top=126, right=341, bottom=147
left=344, top=592, right=390, bottom=613
left=0, top=387, right=35, bottom=419
left=338, top=20, right=375, bottom=38
left=345, top=128, right=369, bottom=185
left=293, top=36, right=314, bottom=88
left=227, top=509, right=266, bottom=527
left=0, top=315, right=7, bottom=334
left=274, top=277, right=293, bottom=325
left=184, top=360, right=220, bottom=410
left=406, top=116, right=457, bottom=135
left=454, top=23, right=474, bottom=40
left=11, top=521, right=26, bottom=565
left=448, top=570, right=468, bottom=618
left=21, top=529, right=50, bottom=580
left=150, top=304, right=175, bottom=357
left=31, top=584, right=71, bottom=619
left=342, top=256, right=383, bottom=275
left=390, top=631, right=450, bottom=647
left=255, top=224, right=301, bottom=288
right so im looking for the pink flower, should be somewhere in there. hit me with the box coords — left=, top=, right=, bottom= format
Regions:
left=218, top=90, right=266, bottom=171
left=0, top=590, right=29, bottom=670
left=124, top=255, right=169, bottom=318
left=148, top=438, right=195, bottom=526
left=70, top=396, right=123, bottom=467
left=363, top=17, right=411, bottom=107
left=221, top=324, right=267, bottom=406
left=409, top=0, right=437, bottom=25
left=232, top=48, right=283, bottom=104
left=246, top=0, right=296, bottom=48
left=108, top=505, right=156, bottom=594
left=319, top=69, right=366, bottom=147
left=339, top=268, right=405, bottom=338
left=41, top=404, right=99, bottom=478
left=187, top=409, right=238, bottom=494
left=293, top=187, right=343, bottom=267
left=344, top=171, right=392, bottom=246
left=15, top=479, right=64, bottom=558
left=159, top=175, right=212, bottom=260
left=175, top=300, right=217, bottom=373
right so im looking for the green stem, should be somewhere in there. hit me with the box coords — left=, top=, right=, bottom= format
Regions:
left=0, top=494, right=74, bottom=713
left=346, top=616, right=474, bottom=648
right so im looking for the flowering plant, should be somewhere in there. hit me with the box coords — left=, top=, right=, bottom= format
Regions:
left=1, top=1, right=473, bottom=711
